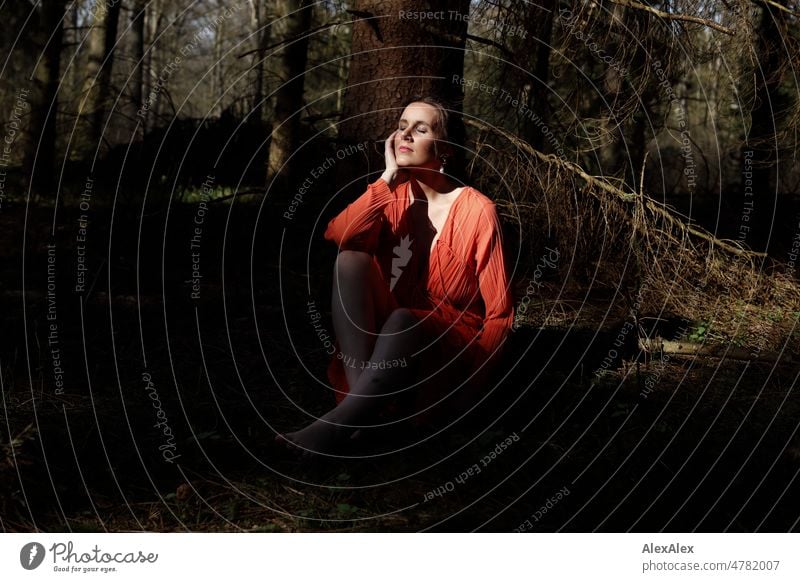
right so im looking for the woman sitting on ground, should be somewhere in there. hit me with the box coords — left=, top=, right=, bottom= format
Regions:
left=278, top=96, right=514, bottom=455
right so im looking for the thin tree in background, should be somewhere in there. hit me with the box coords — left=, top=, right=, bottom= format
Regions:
left=267, top=0, right=313, bottom=185
left=130, top=0, right=147, bottom=139
left=77, top=0, right=121, bottom=152
left=745, top=0, right=796, bottom=194
left=26, top=0, right=68, bottom=199
left=249, top=0, right=271, bottom=127
left=524, top=0, right=555, bottom=152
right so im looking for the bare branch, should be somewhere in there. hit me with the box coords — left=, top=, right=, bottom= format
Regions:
left=606, top=0, right=736, bottom=36
left=465, top=33, right=514, bottom=59
left=465, top=118, right=766, bottom=258
left=750, top=0, right=800, bottom=16
left=237, top=20, right=348, bottom=59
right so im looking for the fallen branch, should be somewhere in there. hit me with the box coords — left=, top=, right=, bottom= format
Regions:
left=209, top=188, right=264, bottom=204
left=639, top=337, right=792, bottom=363
left=465, top=118, right=767, bottom=259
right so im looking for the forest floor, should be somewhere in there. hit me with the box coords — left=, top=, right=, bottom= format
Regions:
left=1, top=202, right=799, bottom=532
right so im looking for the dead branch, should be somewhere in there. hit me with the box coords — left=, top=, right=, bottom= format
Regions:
left=605, top=0, right=736, bottom=35
left=237, top=20, right=351, bottom=60
left=465, top=118, right=767, bottom=258
left=750, top=0, right=800, bottom=16
left=465, top=33, right=515, bottom=59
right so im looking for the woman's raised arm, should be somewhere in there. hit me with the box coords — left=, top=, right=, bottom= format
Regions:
left=324, top=131, right=403, bottom=252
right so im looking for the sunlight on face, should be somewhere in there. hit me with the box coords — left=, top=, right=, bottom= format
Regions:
left=394, top=102, right=441, bottom=169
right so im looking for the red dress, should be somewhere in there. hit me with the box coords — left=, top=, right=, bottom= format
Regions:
left=324, top=177, right=514, bottom=423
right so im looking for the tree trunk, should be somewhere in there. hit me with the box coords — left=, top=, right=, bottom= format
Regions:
left=78, top=0, right=121, bottom=151
left=213, top=14, right=226, bottom=119
left=141, top=1, right=165, bottom=132
left=520, top=0, right=555, bottom=151
left=131, top=0, right=147, bottom=140
left=250, top=0, right=270, bottom=126
left=26, top=0, right=68, bottom=199
left=67, top=1, right=81, bottom=96
left=266, top=0, right=313, bottom=185
left=745, top=1, right=789, bottom=195
left=336, top=0, right=470, bottom=195
left=131, top=1, right=146, bottom=110
left=598, top=2, right=627, bottom=180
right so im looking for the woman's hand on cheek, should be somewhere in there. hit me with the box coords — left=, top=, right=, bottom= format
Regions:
left=381, top=130, right=406, bottom=188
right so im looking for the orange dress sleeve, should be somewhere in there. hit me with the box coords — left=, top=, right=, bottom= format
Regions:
left=473, top=201, right=514, bottom=358
left=324, top=178, right=395, bottom=253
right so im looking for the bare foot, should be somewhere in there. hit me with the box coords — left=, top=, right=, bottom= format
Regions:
left=276, top=419, right=352, bottom=456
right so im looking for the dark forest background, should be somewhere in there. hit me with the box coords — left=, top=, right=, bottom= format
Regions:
left=1, top=0, right=799, bottom=532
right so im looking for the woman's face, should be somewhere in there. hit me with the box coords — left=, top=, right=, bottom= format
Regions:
left=393, top=102, right=442, bottom=170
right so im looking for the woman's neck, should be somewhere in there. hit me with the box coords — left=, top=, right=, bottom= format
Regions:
left=407, top=169, right=459, bottom=202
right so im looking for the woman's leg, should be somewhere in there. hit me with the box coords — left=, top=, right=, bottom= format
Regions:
left=330, top=250, right=391, bottom=390
left=282, top=307, right=422, bottom=454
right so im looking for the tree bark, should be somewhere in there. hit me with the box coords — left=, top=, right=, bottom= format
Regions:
left=336, top=0, right=470, bottom=195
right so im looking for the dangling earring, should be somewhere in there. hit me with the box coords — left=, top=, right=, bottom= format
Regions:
left=439, top=154, right=449, bottom=174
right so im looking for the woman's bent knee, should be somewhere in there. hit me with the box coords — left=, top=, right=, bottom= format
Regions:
left=334, top=250, right=373, bottom=277
left=381, top=308, right=418, bottom=334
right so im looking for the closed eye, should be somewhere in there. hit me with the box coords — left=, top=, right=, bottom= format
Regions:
left=398, top=122, right=430, bottom=134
